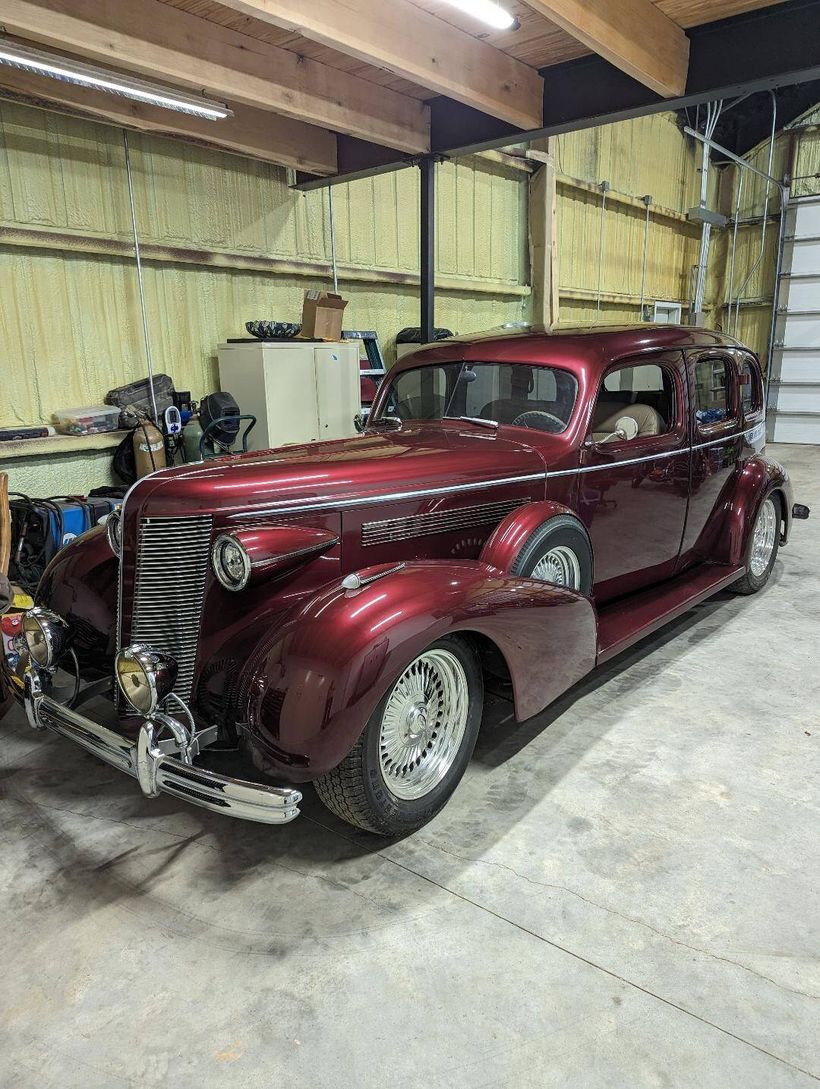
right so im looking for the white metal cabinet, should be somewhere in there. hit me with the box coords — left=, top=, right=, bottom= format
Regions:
left=217, top=340, right=360, bottom=452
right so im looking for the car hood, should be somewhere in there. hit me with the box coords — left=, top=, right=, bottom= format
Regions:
left=129, top=422, right=549, bottom=519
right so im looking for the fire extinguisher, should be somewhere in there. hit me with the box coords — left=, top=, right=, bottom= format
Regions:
left=132, top=417, right=167, bottom=479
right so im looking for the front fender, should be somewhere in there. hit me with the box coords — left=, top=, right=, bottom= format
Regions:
left=240, top=560, right=597, bottom=781
left=716, top=455, right=794, bottom=566
left=36, top=525, right=118, bottom=672
left=479, top=500, right=583, bottom=573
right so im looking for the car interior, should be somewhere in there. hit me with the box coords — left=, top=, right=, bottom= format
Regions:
left=590, top=364, right=675, bottom=443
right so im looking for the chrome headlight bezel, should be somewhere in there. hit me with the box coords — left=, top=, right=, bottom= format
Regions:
left=212, top=533, right=251, bottom=591
left=23, top=607, right=70, bottom=668
left=115, top=644, right=177, bottom=716
left=106, top=508, right=122, bottom=556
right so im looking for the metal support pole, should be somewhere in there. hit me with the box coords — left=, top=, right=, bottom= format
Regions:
left=765, top=185, right=789, bottom=405
left=122, top=129, right=159, bottom=423
left=419, top=157, right=436, bottom=344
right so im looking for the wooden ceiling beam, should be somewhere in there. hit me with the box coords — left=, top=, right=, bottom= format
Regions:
left=0, top=67, right=338, bottom=174
left=215, top=0, right=544, bottom=131
left=0, top=0, right=429, bottom=154
left=521, top=0, right=690, bottom=97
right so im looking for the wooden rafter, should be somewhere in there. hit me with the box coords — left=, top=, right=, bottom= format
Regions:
left=0, top=0, right=430, bottom=154
left=521, top=0, right=690, bottom=97
left=215, top=0, right=544, bottom=131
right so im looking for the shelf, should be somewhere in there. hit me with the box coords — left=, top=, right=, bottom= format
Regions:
left=0, top=430, right=127, bottom=461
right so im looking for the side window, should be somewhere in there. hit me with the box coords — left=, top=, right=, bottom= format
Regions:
left=739, top=357, right=763, bottom=417
left=591, top=363, right=675, bottom=443
left=693, top=357, right=735, bottom=426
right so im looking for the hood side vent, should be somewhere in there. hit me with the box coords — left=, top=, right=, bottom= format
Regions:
left=361, top=497, right=525, bottom=547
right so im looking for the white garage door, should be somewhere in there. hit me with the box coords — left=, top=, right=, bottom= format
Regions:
left=769, top=195, right=820, bottom=444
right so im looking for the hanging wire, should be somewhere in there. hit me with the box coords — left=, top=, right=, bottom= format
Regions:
left=595, top=181, right=609, bottom=320
left=122, top=129, right=159, bottom=423
left=638, top=196, right=652, bottom=318
left=726, top=170, right=744, bottom=332
left=731, top=90, right=777, bottom=336
left=328, top=185, right=339, bottom=294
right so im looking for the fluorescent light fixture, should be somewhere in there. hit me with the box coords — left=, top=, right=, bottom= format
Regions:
left=439, top=0, right=518, bottom=30
left=0, top=41, right=232, bottom=120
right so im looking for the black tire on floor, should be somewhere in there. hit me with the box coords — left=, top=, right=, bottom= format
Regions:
left=313, top=634, right=483, bottom=836
left=730, top=493, right=781, bottom=595
left=510, top=515, right=593, bottom=595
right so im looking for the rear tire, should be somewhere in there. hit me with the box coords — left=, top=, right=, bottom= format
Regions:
left=730, top=494, right=780, bottom=595
left=314, top=635, right=483, bottom=835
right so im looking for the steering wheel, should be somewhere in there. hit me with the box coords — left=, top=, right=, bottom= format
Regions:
left=511, top=410, right=565, bottom=433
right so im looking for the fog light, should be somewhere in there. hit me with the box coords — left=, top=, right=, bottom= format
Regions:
left=115, top=645, right=177, bottom=715
left=23, top=607, right=70, bottom=668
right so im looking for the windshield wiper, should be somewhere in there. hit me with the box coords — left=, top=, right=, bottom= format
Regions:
left=443, top=415, right=498, bottom=430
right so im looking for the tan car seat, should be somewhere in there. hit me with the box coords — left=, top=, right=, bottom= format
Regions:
left=592, top=401, right=663, bottom=443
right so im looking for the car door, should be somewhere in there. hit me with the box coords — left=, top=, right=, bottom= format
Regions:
left=678, top=349, right=745, bottom=565
left=578, top=351, right=689, bottom=604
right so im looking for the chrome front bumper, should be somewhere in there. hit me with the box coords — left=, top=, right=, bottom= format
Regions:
left=24, top=673, right=302, bottom=825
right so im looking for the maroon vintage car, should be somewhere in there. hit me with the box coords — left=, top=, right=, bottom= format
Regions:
left=12, top=325, right=809, bottom=835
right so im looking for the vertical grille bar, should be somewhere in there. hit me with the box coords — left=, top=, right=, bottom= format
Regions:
left=130, top=515, right=213, bottom=702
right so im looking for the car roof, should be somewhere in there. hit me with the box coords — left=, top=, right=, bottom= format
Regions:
left=398, top=324, right=747, bottom=379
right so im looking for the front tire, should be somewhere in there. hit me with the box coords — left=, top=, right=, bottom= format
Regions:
left=731, top=494, right=780, bottom=595
left=314, top=635, right=483, bottom=835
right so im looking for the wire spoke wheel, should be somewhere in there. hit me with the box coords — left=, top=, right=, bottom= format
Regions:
left=530, top=545, right=582, bottom=589
left=750, top=497, right=777, bottom=577
left=379, top=648, right=470, bottom=801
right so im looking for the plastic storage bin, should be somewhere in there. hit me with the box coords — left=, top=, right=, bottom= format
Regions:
left=52, top=405, right=121, bottom=436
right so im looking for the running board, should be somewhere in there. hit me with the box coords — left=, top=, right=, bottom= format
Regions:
left=596, top=564, right=745, bottom=665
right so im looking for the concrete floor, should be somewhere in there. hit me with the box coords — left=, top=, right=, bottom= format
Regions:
left=1, top=442, right=818, bottom=1089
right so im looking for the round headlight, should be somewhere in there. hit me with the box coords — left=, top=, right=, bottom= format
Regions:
left=115, top=645, right=177, bottom=715
left=212, top=534, right=251, bottom=591
left=106, top=508, right=122, bottom=556
left=23, top=607, right=70, bottom=668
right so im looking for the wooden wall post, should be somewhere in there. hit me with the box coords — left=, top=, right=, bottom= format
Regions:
left=528, top=138, right=559, bottom=329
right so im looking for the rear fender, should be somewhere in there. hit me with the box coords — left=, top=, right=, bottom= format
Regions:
left=480, top=500, right=586, bottom=573
left=241, top=560, right=597, bottom=780
left=715, top=455, right=794, bottom=565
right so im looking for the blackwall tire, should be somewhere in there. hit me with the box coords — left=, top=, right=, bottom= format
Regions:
left=313, top=635, right=483, bottom=835
left=510, top=515, right=593, bottom=595
left=730, top=494, right=781, bottom=596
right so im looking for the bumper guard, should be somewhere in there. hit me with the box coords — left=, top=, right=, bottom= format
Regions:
left=24, top=672, right=301, bottom=825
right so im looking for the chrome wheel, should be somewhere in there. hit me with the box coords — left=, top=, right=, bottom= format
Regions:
left=379, top=648, right=470, bottom=801
left=750, top=497, right=778, bottom=577
left=530, top=544, right=582, bottom=589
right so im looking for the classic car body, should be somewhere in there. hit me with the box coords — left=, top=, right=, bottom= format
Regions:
left=10, top=325, right=809, bottom=834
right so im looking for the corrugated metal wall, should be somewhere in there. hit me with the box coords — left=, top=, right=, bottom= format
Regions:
left=0, top=100, right=528, bottom=429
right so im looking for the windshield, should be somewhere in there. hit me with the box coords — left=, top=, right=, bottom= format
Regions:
left=371, top=361, right=578, bottom=434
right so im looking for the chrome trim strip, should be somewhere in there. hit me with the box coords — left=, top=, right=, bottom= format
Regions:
left=228, top=426, right=762, bottom=518
left=24, top=677, right=302, bottom=825
left=228, top=471, right=549, bottom=520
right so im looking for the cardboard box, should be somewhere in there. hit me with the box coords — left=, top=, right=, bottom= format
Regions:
left=300, top=291, right=348, bottom=341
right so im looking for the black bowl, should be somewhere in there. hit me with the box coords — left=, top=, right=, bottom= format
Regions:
left=245, top=320, right=302, bottom=340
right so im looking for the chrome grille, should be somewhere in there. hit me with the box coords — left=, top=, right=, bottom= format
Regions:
left=361, top=498, right=524, bottom=547
left=131, top=515, right=213, bottom=702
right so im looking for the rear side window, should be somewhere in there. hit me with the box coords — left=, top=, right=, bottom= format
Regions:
left=693, top=357, right=733, bottom=425
left=740, top=357, right=763, bottom=416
